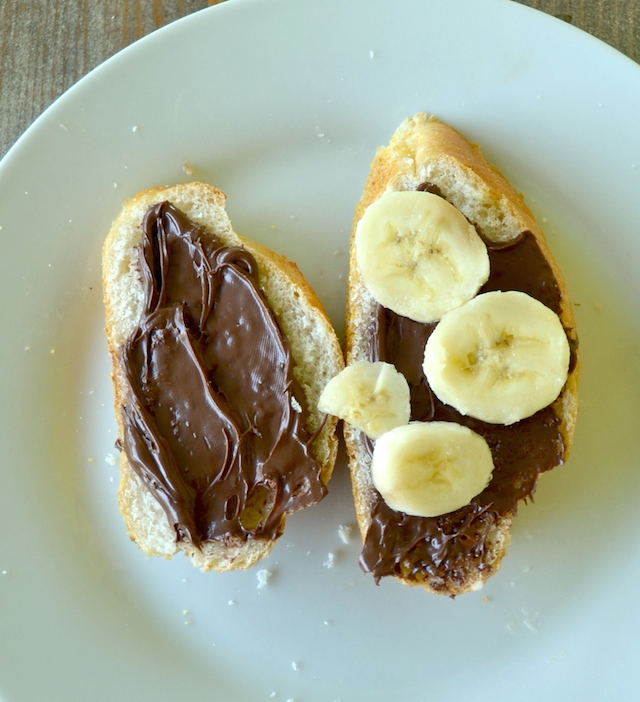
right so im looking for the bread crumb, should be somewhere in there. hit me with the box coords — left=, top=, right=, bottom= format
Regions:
left=182, top=609, right=189, bottom=615
left=521, top=608, right=540, bottom=632
left=290, top=396, right=302, bottom=413
left=291, top=661, right=299, bottom=671
left=507, top=609, right=540, bottom=632
left=132, top=125, right=139, bottom=133
left=182, top=160, right=196, bottom=176
left=105, top=454, right=116, bottom=465
left=59, top=123, right=69, bottom=132
left=323, top=553, right=335, bottom=569
left=87, top=457, right=95, bottom=463
left=256, top=569, right=272, bottom=589
left=228, top=599, right=235, bottom=606
left=338, top=523, right=353, bottom=544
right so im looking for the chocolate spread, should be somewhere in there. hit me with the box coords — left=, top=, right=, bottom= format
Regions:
left=360, top=190, right=577, bottom=588
left=119, top=202, right=326, bottom=547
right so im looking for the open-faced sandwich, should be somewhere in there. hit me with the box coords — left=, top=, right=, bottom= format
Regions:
left=102, top=182, right=344, bottom=571
left=320, top=113, right=580, bottom=596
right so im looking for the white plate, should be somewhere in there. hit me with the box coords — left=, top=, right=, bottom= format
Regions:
left=1, top=0, right=640, bottom=699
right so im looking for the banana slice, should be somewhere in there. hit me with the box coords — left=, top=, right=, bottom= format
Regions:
left=318, top=360, right=410, bottom=439
left=371, top=421, right=494, bottom=517
left=423, top=290, right=570, bottom=425
left=355, top=190, right=490, bottom=323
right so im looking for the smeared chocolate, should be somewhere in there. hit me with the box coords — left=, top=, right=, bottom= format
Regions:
left=119, top=202, right=326, bottom=547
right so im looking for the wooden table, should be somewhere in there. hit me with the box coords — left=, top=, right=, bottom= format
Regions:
left=1, top=0, right=639, bottom=160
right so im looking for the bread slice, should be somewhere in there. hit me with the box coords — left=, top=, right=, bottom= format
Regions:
left=102, top=182, right=343, bottom=572
left=345, top=114, right=580, bottom=596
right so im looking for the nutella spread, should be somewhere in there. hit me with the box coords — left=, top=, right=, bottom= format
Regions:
left=361, top=188, right=576, bottom=587
left=119, top=202, right=326, bottom=547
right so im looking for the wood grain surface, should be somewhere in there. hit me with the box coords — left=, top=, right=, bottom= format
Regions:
left=1, top=0, right=638, bottom=160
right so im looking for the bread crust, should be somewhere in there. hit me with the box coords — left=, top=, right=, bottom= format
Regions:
left=102, top=182, right=344, bottom=571
left=346, top=114, right=580, bottom=595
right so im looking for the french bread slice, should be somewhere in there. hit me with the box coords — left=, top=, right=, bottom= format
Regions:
left=345, top=114, right=580, bottom=596
left=102, top=182, right=343, bottom=572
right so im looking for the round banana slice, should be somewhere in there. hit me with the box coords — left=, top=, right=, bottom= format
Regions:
left=371, top=421, right=494, bottom=517
left=355, top=190, right=490, bottom=323
left=423, top=290, right=570, bottom=425
left=318, top=360, right=411, bottom=439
